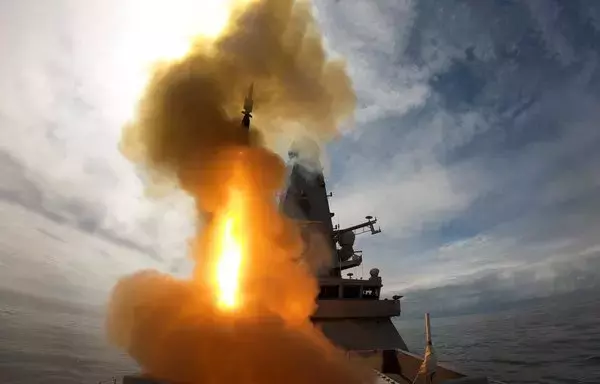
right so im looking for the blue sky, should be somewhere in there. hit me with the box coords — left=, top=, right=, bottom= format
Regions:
left=316, top=0, right=600, bottom=304
left=1, top=0, right=600, bottom=312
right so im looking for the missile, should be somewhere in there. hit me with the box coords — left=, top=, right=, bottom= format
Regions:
left=241, top=83, right=254, bottom=129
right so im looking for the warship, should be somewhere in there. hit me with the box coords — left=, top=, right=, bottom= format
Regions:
left=112, top=86, right=499, bottom=384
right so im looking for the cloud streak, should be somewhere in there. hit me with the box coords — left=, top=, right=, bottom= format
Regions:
left=2, top=0, right=600, bottom=311
left=315, top=0, right=600, bottom=304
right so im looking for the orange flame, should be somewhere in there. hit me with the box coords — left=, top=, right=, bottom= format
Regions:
left=213, top=189, right=244, bottom=310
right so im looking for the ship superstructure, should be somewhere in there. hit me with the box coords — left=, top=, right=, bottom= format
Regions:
left=278, top=149, right=409, bottom=352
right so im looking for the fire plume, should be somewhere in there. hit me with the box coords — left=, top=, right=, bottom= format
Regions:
left=213, top=188, right=244, bottom=310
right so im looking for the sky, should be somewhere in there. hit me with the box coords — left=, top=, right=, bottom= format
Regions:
left=2, top=0, right=600, bottom=316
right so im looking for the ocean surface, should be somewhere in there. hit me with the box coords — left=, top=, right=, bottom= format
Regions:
left=396, top=291, right=600, bottom=384
left=1, top=287, right=599, bottom=384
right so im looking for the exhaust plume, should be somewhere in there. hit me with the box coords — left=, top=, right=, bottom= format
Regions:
left=109, top=0, right=366, bottom=383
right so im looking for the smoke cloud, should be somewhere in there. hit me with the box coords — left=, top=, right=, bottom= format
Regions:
left=107, top=270, right=370, bottom=384
left=108, top=0, right=366, bottom=383
left=120, top=0, right=356, bottom=193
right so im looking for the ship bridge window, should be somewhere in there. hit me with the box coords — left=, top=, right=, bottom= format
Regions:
left=342, top=285, right=361, bottom=299
left=318, top=285, right=339, bottom=299
left=362, top=286, right=380, bottom=300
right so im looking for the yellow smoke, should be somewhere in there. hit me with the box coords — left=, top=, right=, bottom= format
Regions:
left=108, top=0, right=367, bottom=383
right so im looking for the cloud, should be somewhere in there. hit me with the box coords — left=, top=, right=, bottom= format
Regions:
left=398, top=250, right=600, bottom=318
left=0, top=199, right=169, bottom=306
left=313, top=0, right=430, bottom=125
left=330, top=160, right=478, bottom=240
left=2, top=0, right=600, bottom=314
left=0, top=151, right=165, bottom=258
left=314, top=0, right=600, bottom=306
left=0, top=0, right=198, bottom=267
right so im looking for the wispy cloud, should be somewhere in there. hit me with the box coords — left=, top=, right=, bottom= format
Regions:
left=0, top=0, right=198, bottom=270
left=316, top=0, right=600, bottom=304
left=314, top=0, right=430, bottom=125
left=2, top=0, right=600, bottom=309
